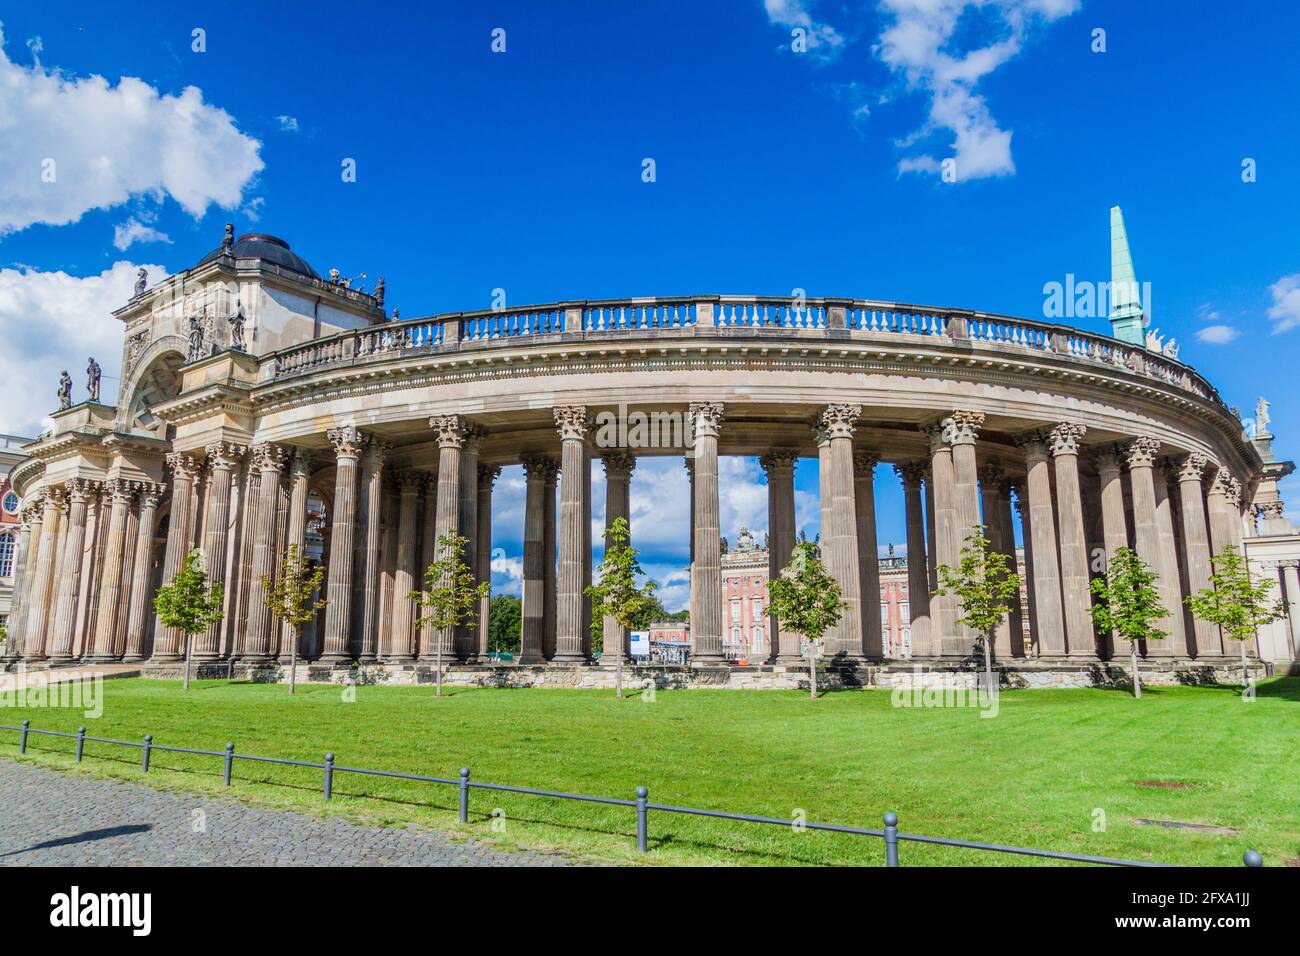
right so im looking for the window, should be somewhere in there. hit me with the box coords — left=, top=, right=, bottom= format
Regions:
left=0, top=532, right=13, bottom=578
left=1, top=491, right=17, bottom=516
left=900, top=602, right=910, bottom=625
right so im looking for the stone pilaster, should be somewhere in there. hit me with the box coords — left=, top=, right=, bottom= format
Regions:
left=1049, top=423, right=1097, bottom=660
left=476, top=464, right=500, bottom=661
left=322, top=427, right=364, bottom=662
left=1177, top=454, right=1219, bottom=657
left=1012, top=485, right=1040, bottom=654
left=21, top=490, right=63, bottom=661
left=278, top=451, right=313, bottom=663
left=817, top=405, right=864, bottom=661
left=86, top=480, right=134, bottom=661
left=351, top=437, right=388, bottom=662
left=762, top=451, right=800, bottom=662
left=1125, top=438, right=1176, bottom=657
left=3, top=502, right=38, bottom=661
left=386, top=472, right=421, bottom=662
left=1093, top=446, right=1129, bottom=659
left=600, top=452, right=636, bottom=665
left=978, top=465, right=1015, bottom=661
left=1152, top=459, right=1189, bottom=656
left=520, top=455, right=549, bottom=664
left=854, top=449, right=883, bottom=659
left=925, top=420, right=963, bottom=655
left=455, top=426, right=483, bottom=660
left=688, top=402, right=724, bottom=663
left=49, top=480, right=97, bottom=662
left=153, top=454, right=202, bottom=661
left=240, top=443, right=287, bottom=662
left=123, top=485, right=162, bottom=662
left=1281, top=562, right=1300, bottom=660
left=192, top=442, right=244, bottom=660
left=554, top=406, right=591, bottom=663
left=1017, top=433, right=1066, bottom=657
left=543, top=460, right=559, bottom=660
left=422, top=415, right=466, bottom=662
left=895, top=462, right=933, bottom=658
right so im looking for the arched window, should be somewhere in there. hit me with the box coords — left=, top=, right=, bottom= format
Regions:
left=0, top=532, right=14, bottom=578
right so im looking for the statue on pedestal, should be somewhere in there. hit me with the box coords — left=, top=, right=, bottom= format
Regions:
left=57, top=371, right=72, bottom=409
left=1256, top=397, right=1271, bottom=435
left=187, top=314, right=206, bottom=363
left=222, top=222, right=234, bottom=252
left=374, top=277, right=385, bottom=307
left=228, top=300, right=246, bottom=351
left=86, top=357, right=101, bottom=402
left=133, top=268, right=148, bottom=298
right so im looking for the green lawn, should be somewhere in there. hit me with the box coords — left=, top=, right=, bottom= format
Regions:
left=2, top=677, right=1297, bottom=866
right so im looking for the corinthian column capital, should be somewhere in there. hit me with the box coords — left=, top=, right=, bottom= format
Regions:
left=553, top=406, right=590, bottom=442
left=1124, top=436, right=1161, bottom=469
left=1225, top=476, right=1243, bottom=507
left=977, top=463, right=1006, bottom=486
left=479, top=463, right=502, bottom=487
left=205, top=442, right=247, bottom=471
left=1208, top=466, right=1233, bottom=497
left=819, top=403, right=861, bottom=440
left=1177, top=453, right=1209, bottom=483
left=1049, top=422, right=1087, bottom=457
left=251, top=442, right=289, bottom=473
left=942, top=410, right=985, bottom=445
left=760, top=450, right=799, bottom=477
left=327, top=425, right=367, bottom=459
left=66, top=478, right=99, bottom=503
left=688, top=402, right=724, bottom=439
left=1014, top=430, right=1051, bottom=461
left=853, top=449, right=880, bottom=475
left=165, top=452, right=203, bottom=482
left=893, top=460, right=927, bottom=486
left=601, top=451, right=636, bottom=481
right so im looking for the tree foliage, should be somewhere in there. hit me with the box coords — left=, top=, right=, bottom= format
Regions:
left=412, top=533, right=490, bottom=636
left=1089, top=547, right=1168, bottom=647
left=934, top=526, right=1021, bottom=641
left=262, top=545, right=327, bottom=630
left=766, top=540, right=842, bottom=647
left=586, top=517, right=659, bottom=641
left=1185, top=546, right=1285, bottom=645
left=153, top=549, right=224, bottom=640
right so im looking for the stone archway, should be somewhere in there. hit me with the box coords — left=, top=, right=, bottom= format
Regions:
left=117, top=336, right=187, bottom=436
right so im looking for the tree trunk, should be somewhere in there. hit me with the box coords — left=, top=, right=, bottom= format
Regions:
left=809, top=658, right=817, bottom=699
left=288, top=626, right=299, bottom=695
left=1240, top=639, right=1249, bottom=690
left=982, top=632, right=994, bottom=698
left=183, top=634, right=192, bottom=691
left=616, top=656, right=624, bottom=700
left=436, top=643, right=443, bottom=698
left=1130, top=643, right=1141, bottom=699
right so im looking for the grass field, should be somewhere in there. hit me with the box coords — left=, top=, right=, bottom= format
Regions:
left=2, top=677, right=1297, bottom=866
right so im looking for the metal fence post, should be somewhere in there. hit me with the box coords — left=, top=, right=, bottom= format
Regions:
left=883, top=811, right=900, bottom=867
left=19, top=719, right=29, bottom=754
left=458, top=768, right=470, bottom=823
left=1243, top=850, right=1263, bottom=867
left=75, top=726, right=86, bottom=763
left=323, top=752, right=334, bottom=801
left=141, top=735, right=152, bottom=773
left=636, top=786, right=648, bottom=853
left=223, top=742, right=235, bottom=787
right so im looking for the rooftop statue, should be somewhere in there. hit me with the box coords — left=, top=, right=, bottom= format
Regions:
left=187, top=314, right=206, bottom=363
left=736, top=526, right=755, bottom=551
left=1256, top=397, right=1271, bottom=434
left=133, top=267, right=147, bottom=298
left=375, top=277, right=385, bottom=307
left=57, top=370, right=72, bottom=409
left=329, top=268, right=341, bottom=285
left=222, top=222, right=234, bottom=252
left=86, top=357, right=101, bottom=402
left=228, top=300, right=247, bottom=351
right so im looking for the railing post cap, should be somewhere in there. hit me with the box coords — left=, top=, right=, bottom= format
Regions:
left=883, top=811, right=898, bottom=827
left=636, top=786, right=648, bottom=798
left=1243, top=849, right=1263, bottom=867
left=77, top=726, right=86, bottom=733
left=21, top=719, right=29, bottom=727
left=325, top=752, right=334, bottom=761
left=143, top=734, right=152, bottom=741
left=226, top=741, right=235, bottom=751
left=459, top=767, right=470, bottom=778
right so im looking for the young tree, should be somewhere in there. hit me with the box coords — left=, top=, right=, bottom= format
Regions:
left=1186, top=546, right=1285, bottom=689
left=585, top=517, right=659, bottom=700
left=412, top=533, right=490, bottom=697
left=261, top=545, right=328, bottom=695
left=1089, top=546, right=1168, bottom=698
left=766, top=540, right=843, bottom=699
left=933, top=526, right=1021, bottom=696
left=153, top=549, right=224, bottom=691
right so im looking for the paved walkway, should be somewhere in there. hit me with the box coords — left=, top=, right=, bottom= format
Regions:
left=0, top=663, right=141, bottom=693
left=0, top=761, right=567, bottom=866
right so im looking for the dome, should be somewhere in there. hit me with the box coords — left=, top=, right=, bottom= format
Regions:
left=196, top=233, right=319, bottom=278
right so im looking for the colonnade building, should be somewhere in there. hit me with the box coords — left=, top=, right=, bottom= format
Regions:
left=4, top=229, right=1297, bottom=686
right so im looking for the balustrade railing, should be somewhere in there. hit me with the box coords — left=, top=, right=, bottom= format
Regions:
left=264, top=295, right=1221, bottom=406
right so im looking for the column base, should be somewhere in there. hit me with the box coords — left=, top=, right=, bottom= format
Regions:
left=601, top=656, right=630, bottom=667
left=318, top=653, right=353, bottom=665
left=239, top=654, right=275, bottom=665
left=549, top=654, right=589, bottom=665
left=382, top=655, right=415, bottom=665
left=45, top=654, right=75, bottom=665
left=150, top=654, right=182, bottom=664
left=690, top=655, right=725, bottom=666
left=81, top=654, right=122, bottom=664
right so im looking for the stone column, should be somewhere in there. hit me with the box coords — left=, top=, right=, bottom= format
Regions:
left=685, top=458, right=697, bottom=653
left=924, top=472, right=938, bottom=594
left=152, top=454, right=201, bottom=661
left=416, top=472, right=438, bottom=659
left=1018, top=433, right=1066, bottom=657
left=553, top=406, right=591, bottom=663
left=191, top=442, right=243, bottom=661
left=422, top=415, right=465, bottom=662
left=1012, top=485, right=1040, bottom=654
left=978, top=465, right=1014, bottom=661
left=600, top=452, right=636, bottom=665
left=582, top=441, right=593, bottom=656
left=1152, top=460, right=1189, bottom=656
left=762, top=451, right=800, bottom=662
left=1177, top=454, right=1218, bottom=658
left=1205, top=468, right=1236, bottom=560
left=22, top=490, right=63, bottom=661
left=49, top=479, right=97, bottom=662
left=352, top=437, right=388, bottom=662
left=386, top=472, right=421, bottom=662
left=240, top=443, right=287, bottom=662
left=895, top=462, right=933, bottom=659
left=277, top=451, right=313, bottom=663
left=854, top=450, right=883, bottom=659
left=123, top=485, right=162, bottom=662
left=818, top=405, right=864, bottom=661
left=86, top=481, right=134, bottom=661
left=476, top=464, right=500, bottom=661
left=688, top=402, right=724, bottom=664
left=996, top=478, right=1026, bottom=657
left=1125, top=438, right=1177, bottom=657
left=3, top=503, right=38, bottom=660
left=926, top=421, right=962, bottom=655
left=948, top=412, right=984, bottom=546
left=77, top=489, right=107, bottom=658
left=1282, top=561, right=1300, bottom=660
left=456, top=426, right=483, bottom=660
left=114, top=500, right=140, bottom=659
left=1093, top=446, right=1129, bottom=659
left=519, top=457, right=549, bottom=665
left=542, top=460, right=559, bottom=660
left=1049, top=423, right=1096, bottom=660
left=322, top=427, right=364, bottom=662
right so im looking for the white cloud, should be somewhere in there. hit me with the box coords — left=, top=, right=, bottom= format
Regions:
left=1195, top=324, right=1239, bottom=345
left=276, top=115, right=300, bottom=133
left=0, top=21, right=263, bottom=235
left=0, top=260, right=169, bottom=437
left=1266, top=274, right=1300, bottom=334
left=763, top=0, right=846, bottom=58
left=112, top=216, right=172, bottom=251
left=490, top=548, right=523, bottom=597
left=876, top=0, right=1079, bottom=180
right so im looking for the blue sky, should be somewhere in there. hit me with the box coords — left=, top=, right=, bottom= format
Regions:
left=1, top=1, right=1296, bottom=607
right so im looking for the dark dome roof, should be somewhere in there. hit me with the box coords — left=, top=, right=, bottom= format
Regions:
left=196, top=233, right=318, bottom=278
